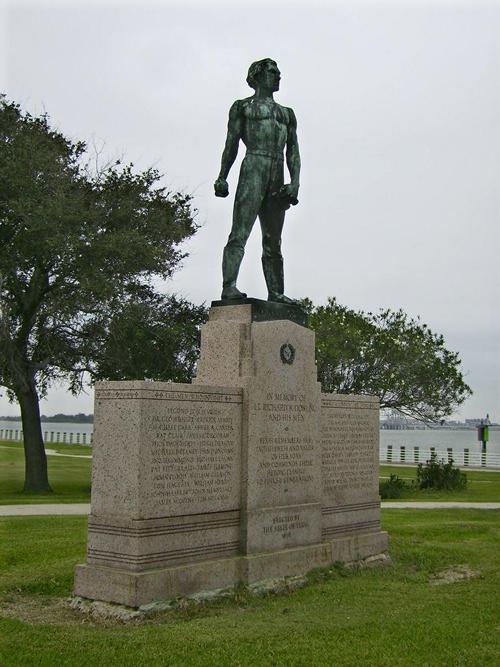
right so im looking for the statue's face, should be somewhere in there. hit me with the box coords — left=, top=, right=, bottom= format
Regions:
left=257, top=61, right=281, bottom=92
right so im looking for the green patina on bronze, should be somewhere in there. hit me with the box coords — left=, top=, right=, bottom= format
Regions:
left=215, top=58, right=301, bottom=305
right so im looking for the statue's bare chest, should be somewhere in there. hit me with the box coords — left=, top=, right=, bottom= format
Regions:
left=242, top=101, right=289, bottom=127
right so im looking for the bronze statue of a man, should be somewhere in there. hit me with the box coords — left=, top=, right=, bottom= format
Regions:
left=214, top=58, right=300, bottom=304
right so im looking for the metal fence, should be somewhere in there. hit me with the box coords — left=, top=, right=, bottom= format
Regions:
left=0, top=428, right=92, bottom=445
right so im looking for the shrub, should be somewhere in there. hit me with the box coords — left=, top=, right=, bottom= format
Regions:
left=416, top=452, right=467, bottom=491
left=379, top=474, right=411, bottom=499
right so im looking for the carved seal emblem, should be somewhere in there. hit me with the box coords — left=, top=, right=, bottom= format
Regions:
left=280, top=343, right=295, bottom=365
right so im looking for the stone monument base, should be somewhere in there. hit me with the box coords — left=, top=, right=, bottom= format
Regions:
left=75, top=531, right=387, bottom=608
left=74, top=303, right=389, bottom=608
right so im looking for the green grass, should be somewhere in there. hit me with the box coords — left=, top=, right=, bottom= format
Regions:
left=0, top=510, right=499, bottom=666
left=0, top=515, right=88, bottom=596
left=380, top=464, right=500, bottom=502
left=2, top=441, right=500, bottom=505
left=0, top=440, right=91, bottom=504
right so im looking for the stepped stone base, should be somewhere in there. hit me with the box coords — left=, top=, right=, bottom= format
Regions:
left=74, top=302, right=388, bottom=608
left=75, top=531, right=388, bottom=608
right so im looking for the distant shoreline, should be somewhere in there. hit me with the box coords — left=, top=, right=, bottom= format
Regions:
left=0, top=415, right=94, bottom=424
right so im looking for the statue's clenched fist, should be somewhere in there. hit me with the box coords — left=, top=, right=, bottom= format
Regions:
left=214, top=177, right=229, bottom=198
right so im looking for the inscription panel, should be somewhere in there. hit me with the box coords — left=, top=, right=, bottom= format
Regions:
left=140, top=391, right=242, bottom=517
left=246, top=504, right=321, bottom=553
left=321, top=396, right=379, bottom=505
left=254, top=391, right=316, bottom=488
left=246, top=386, right=321, bottom=509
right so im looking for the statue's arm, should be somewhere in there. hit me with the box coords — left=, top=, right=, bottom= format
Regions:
left=285, top=108, right=300, bottom=202
left=214, top=101, right=242, bottom=197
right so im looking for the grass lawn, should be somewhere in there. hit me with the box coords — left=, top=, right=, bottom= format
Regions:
left=380, top=464, right=500, bottom=502
left=2, top=440, right=500, bottom=505
left=0, top=509, right=499, bottom=666
left=0, top=440, right=91, bottom=504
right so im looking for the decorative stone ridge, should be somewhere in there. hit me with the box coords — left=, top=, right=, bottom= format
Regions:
left=74, top=309, right=388, bottom=608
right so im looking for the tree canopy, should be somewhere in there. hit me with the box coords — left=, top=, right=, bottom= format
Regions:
left=0, top=98, right=200, bottom=491
left=86, top=290, right=207, bottom=384
left=304, top=298, right=472, bottom=421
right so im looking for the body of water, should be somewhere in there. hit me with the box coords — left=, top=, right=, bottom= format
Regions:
left=381, top=428, right=500, bottom=455
left=0, top=420, right=93, bottom=445
left=380, top=428, right=500, bottom=467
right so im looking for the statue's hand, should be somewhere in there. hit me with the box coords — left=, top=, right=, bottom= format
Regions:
left=282, top=183, right=299, bottom=205
left=214, top=177, right=229, bottom=198
left=272, top=183, right=299, bottom=209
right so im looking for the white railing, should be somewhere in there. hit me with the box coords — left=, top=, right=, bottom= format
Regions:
left=0, top=428, right=92, bottom=445
left=380, top=445, right=500, bottom=469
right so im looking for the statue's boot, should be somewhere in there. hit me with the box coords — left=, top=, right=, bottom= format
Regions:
left=269, top=293, right=298, bottom=305
left=221, top=284, right=247, bottom=300
left=221, top=246, right=247, bottom=300
left=263, top=256, right=297, bottom=305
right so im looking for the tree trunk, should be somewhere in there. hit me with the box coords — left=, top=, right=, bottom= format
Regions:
left=17, top=380, right=52, bottom=493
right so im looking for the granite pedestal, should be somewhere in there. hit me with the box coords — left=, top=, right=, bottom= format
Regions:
left=74, top=301, right=388, bottom=607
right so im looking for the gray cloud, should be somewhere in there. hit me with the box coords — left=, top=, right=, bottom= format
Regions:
left=1, top=1, right=498, bottom=419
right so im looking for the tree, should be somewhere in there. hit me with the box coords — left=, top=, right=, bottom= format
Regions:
left=305, top=298, right=472, bottom=421
left=0, top=99, right=198, bottom=492
left=85, top=290, right=207, bottom=384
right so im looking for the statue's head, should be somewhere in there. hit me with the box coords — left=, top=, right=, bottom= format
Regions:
left=246, top=58, right=280, bottom=92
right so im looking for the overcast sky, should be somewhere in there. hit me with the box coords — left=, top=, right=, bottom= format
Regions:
left=1, top=0, right=499, bottom=420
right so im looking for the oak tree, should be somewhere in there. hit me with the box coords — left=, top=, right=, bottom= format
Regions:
left=85, top=290, right=207, bottom=384
left=0, top=99, right=198, bottom=492
left=305, top=298, right=472, bottom=421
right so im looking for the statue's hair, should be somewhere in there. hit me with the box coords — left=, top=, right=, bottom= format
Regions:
left=246, top=58, right=277, bottom=89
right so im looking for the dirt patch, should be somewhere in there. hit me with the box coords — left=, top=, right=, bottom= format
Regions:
left=0, top=562, right=392, bottom=626
left=0, top=594, right=175, bottom=626
left=429, top=565, right=481, bottom=586
left=0, top=595, right=91, bottom=625
left=0, top=575, right=311, bottom=627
